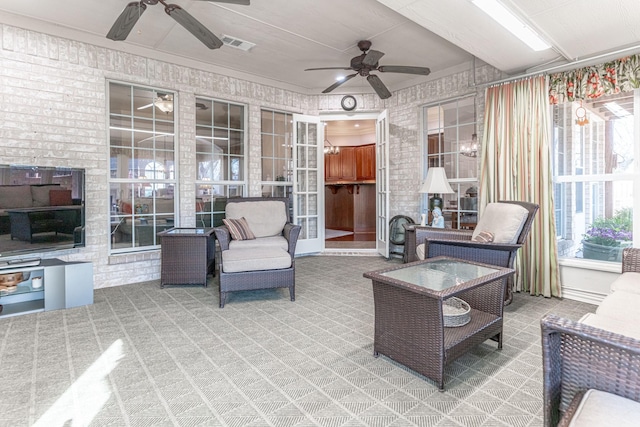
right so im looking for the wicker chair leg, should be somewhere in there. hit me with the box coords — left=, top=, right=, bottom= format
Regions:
left=219, top=291, right=227, bottom=308
left=504, top=277, right=514, bottom=306
left=289, top=285, right=295, bottom=301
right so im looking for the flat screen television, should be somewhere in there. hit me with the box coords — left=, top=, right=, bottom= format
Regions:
left=0, top=164, right=85, bottom=259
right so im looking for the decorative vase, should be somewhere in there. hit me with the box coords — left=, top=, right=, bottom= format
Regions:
left=582, top=241, right=627, bottom=262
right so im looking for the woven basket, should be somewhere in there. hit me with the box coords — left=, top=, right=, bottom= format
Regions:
left=443, top=297, right=471, bottom=327
left=0, top=272, right=24, bottom=288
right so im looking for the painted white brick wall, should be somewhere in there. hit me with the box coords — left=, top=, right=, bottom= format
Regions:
left=0, top=23, right=501, bottom=288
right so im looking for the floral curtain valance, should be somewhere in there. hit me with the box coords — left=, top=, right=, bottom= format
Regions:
left=548, top=54, right=640, bottom=104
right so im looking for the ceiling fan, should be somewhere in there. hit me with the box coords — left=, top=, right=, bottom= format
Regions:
left=107, top=0, right=250, bottom=49
left=138, top=94, right=174, bottom=113
left=305, top=40, right=431, bottom=99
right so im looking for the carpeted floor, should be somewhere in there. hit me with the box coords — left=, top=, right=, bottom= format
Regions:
left=0, top=256, right=595, bottom=426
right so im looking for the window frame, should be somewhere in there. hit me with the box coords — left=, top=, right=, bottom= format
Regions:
left=108, top=81, right=177, bottom=253
left=194, top=97, right=248, bottom=228
left=421, top=95, right=479, bottom=228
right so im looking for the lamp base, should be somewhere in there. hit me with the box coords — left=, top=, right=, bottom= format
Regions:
left=429, top=195, right=443, bottom=212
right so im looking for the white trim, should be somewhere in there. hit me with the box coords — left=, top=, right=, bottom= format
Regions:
left=560, top=286, right=607, bottom=305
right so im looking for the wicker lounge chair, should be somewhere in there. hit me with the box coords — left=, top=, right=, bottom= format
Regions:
left=214, top=197, right=301, bottom=308
left=541, top=313, right=640, bottom=426
left=405, top=200, right=538, bottom=304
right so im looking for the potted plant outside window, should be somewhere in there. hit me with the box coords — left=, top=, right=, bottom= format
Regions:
left=582, top=208, right=633, bottom=262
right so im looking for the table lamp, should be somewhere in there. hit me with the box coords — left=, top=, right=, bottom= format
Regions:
left=419, top=167, right=454, bottom=225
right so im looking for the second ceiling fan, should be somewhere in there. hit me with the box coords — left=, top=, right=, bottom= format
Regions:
left=305, top=40, right=431, bottom=99
left=107, top=0, right=250, bottom=50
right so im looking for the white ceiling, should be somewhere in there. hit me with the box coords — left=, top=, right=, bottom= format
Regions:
left=1, top=0, right=639, bottom=96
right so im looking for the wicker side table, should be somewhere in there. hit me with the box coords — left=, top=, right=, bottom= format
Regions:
left=158, top=228, right=215, bottom=288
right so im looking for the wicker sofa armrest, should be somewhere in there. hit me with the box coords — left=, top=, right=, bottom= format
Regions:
left=426, top=238, right=522, bottom=253
left=283, top=222, right=301, bottom=256
left=541, top=314, right=640, bottom=427
left=213, top=225, right=231, bottom=251
left=622, top=247, right=640, bottom=273
left=404, top=227, right=474, bottom=263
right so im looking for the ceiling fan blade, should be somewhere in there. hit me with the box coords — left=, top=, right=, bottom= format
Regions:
left=305, top=67, right=354, bottom=71
left=362, top=49, right=385, bottom=66
left=165, top=5, right=223, bottom=49
left=137, top=103, right=155, bottom=110
left=106, top=2, right=147, bottom=41
left=378, top=65, right=431, bottom=76
left=367, top=75, right=392, bottom=99
left=321, top=73, right=358, bottom=94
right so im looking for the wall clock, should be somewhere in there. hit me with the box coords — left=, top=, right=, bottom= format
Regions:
left=341, top=95, right=357, bottom=111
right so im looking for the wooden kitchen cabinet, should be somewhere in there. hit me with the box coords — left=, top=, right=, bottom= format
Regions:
left=339, top=147, right=356, bottom=181
left=325, top=145, right=375, bottom=182
left=356, top=144, right=375, bottom=180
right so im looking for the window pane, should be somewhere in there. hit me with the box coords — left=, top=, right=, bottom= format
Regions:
left=553, top=92, right=635, bottom=263
left=195, top=97, right=247, bottom=220
left=108, top=83, right=176, bottom=252
left=423, top=95, right=478, bottom=229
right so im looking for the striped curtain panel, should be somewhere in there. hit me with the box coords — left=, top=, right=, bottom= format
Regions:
left=480, top=76, right=561, bottom=298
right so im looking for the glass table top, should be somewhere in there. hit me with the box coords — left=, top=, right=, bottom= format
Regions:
left=165, top=228, right=210, bottom=235
left=379, top=259, right=501, bottom=291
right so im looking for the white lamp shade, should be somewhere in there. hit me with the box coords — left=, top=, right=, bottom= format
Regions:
left=419, top=167, right=454, bottom=194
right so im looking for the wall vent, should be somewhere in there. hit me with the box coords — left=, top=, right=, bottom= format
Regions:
left=221, top=35, right=256, bottom=51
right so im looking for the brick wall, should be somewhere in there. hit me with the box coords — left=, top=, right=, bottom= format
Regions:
left=0, top=23, right=501, bottom=288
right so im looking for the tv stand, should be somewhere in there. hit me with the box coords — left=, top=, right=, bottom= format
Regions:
left=0, top=258, right=93, bottom=318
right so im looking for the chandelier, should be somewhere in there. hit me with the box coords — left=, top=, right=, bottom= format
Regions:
left=324, top=125, right=340, bottom=155
left=460, top=133, right=478, bottom=157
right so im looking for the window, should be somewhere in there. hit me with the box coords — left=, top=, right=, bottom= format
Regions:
left=422, top=96, right=479, bottom=228
left=108, top=82, right=176, bottom=251
left=553, top=91, right=636, bottom=263
left=195, top=98, right=246, bottom=227
left=260, top=110, right=293, bottom=199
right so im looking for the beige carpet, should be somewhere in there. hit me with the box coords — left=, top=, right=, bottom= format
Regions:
left=0, top=255, right=596, bottom=426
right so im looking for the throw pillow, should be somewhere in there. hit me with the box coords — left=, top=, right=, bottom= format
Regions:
left=223, top=217, right=256, bottom=241
left=49, top=189, right=73, bottom=206
left=472, top=230, right=495, bottom=243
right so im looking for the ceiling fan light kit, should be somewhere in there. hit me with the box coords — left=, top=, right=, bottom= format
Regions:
left=107, top=0, right=250, bottom=49
left=305, top=40, right=431, bottom=99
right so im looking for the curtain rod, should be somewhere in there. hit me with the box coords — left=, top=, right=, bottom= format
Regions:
left=475, top=43, right=640, bottom=88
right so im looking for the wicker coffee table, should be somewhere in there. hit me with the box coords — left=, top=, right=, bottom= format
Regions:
left=363, top=257, right=514, bottom=390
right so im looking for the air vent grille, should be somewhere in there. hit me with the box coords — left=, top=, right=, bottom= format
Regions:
left=221, top=35, right=255, bottom=51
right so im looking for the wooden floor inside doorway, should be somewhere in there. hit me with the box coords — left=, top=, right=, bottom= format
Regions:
left=325, top=232, right=376, bottom=249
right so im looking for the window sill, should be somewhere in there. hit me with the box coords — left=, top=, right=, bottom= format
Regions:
left=559, top=257, right=621, bottom=273
left=108, top=249, right=161, bottom=265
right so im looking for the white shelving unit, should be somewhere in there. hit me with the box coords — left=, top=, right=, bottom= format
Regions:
left=0, top=259, right=93, bottom=318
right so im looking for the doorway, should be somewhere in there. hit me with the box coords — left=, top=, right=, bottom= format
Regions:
left=323, top=119, right=377, bottom=250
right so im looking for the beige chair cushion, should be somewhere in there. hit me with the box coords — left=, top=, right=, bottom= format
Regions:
left=222, top=247, right=291, bottom=273
left=579, top=312, right=640, bottom=341
left=229, top=235, right=289, bottom=251
left=471, top=202, right=529, bottom=244
left=595, top=291, right=640, bottom=323
left=31, top=185, right=59, bottom=207
left=226, top=200, right=287, bottom=238
left=0, top=185, right=33, bottom=209
left=565, top=389, right=640, bottom=426
left=416, top=243, right=426, bottom=260
left=611, top=272, right=640, bottom=295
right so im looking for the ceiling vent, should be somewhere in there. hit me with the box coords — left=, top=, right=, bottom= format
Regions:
left=221, top=35, right=255, bottom=51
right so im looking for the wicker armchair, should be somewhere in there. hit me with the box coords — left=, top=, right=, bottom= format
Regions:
left=405, top=201, right=538, bottom=304
left=214, top=197, right=301, bottom=308
left=541, top=314, right=640, bottom=426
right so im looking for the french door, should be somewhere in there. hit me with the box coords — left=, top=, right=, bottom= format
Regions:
left=292, top=114, right=323, bottom=254
left=376, top=110, right=390, bottom=258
